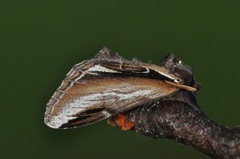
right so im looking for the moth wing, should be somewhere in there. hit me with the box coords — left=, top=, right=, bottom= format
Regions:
left=45, top=73, right=179, bottom=129
left=44, top=47, right=180, bottom=129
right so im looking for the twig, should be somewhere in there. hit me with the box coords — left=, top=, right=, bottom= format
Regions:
left=111, top=100, right=240, bottom=158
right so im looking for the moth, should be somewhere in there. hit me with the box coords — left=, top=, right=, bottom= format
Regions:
left=44, top=47, right=199, bottom=129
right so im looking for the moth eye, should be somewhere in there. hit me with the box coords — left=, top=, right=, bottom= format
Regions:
left=178, top=60, right=182, bottom=65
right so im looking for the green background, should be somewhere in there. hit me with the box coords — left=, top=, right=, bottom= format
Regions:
left=1, top=1, right=240, bottom=159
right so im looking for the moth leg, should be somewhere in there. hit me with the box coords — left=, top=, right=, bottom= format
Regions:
left=107, top=113, right=135, bottom=131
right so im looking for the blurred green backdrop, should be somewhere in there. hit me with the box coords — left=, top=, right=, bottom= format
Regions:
left=1, top=1, right=240, bottom=159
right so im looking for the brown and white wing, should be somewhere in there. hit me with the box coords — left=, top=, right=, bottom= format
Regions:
left=44, top=47, right=190, bottom=129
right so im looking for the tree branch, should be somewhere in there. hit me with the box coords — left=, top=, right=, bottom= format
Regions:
left=111, top=100, right=240, bottom=159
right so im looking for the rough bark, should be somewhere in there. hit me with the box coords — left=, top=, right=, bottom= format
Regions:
left=113, top=100, right=240, bottom=159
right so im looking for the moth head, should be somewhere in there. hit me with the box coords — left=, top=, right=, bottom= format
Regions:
left=161, top=54, right=199, bottom=91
